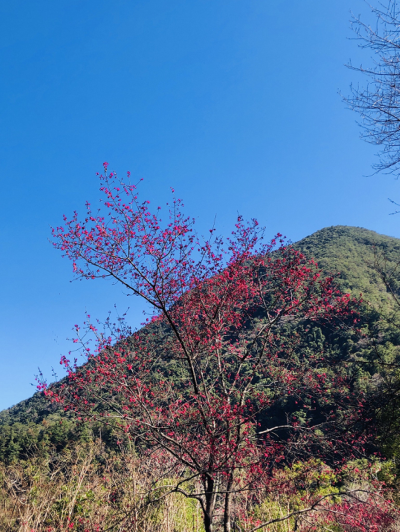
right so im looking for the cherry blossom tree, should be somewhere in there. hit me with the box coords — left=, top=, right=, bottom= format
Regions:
left=42, top=165, right=381, bottom=532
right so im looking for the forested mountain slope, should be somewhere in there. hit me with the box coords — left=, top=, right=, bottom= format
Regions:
left=2, top=225, right=400, bottom=463
left=294, top=225, right=400, bottom=307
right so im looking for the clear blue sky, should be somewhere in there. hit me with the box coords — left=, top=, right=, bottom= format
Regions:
left=1, top=0, right=398, bottom=411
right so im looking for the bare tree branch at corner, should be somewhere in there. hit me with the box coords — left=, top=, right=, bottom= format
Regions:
left=345, top=1, right=400, bottom=177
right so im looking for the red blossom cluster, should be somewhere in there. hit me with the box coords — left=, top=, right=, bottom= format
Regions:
left=299, top=495, right=397, bottom=532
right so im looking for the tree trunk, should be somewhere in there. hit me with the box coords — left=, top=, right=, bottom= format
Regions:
left=223, top=476, right=234, bottom=532
left=204, top=477, right=216, bottom=532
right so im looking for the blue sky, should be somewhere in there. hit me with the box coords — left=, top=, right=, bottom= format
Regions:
left=1, top=0, right=398, bottom=411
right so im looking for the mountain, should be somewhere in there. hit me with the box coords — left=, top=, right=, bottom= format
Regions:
left=294, top=225, right=400, bottom=307
left=2, top=225, right=400, bottom=463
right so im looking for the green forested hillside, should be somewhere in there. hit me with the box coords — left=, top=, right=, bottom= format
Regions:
left=2, top=225, right=400, bottom=531
left=295, top=225, right=400, bottom=307
left=2, top=225, right=400, bottom=464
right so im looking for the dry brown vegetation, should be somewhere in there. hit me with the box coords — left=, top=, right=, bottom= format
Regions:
left=0, top=440, right=204, bottom=532
left=1, top=439, right=398, bottom=532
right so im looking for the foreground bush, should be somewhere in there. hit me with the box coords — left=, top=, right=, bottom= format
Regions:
left=1, top=440, right=398, bottom=531
left=0, top=440, right=204, bottom=532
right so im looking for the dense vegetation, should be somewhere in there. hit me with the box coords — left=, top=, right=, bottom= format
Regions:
left=295, top=225, right=400, bottom=306
left=2, top=225, right=400, bottom=530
